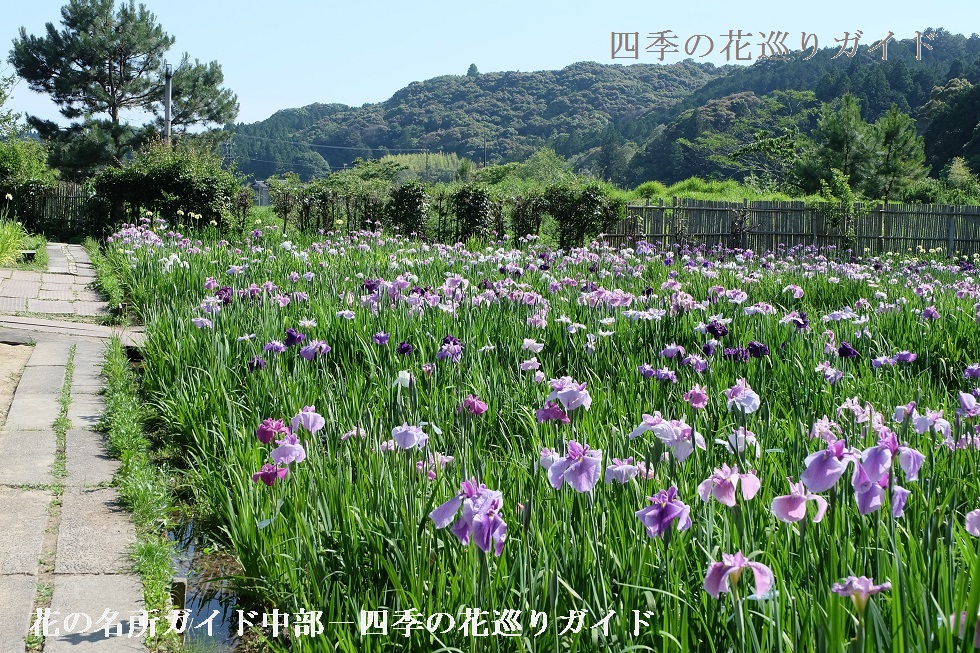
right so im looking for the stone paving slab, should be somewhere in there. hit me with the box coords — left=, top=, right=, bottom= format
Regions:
left=74, top=302, right=109, bottom=317
left=4, top=392, right=60, bottom=431
left=45, top=575, right=145, bottom=652
left=27, top=299, right=75, bottom=314
left=0, top=318, right=144, bottom=348
left=38, top=290, right=76, bottom=301
left=14, top=364, right=66, bottom=394
left=0, top=431, right=55, bottom=484
left=67, top=396, right=105, bottom=429
left=39, top=282, right=75, bottom=291
left=25, top=340, right=73, bottom=367
left=55, top=488, right=135, bottom=575
left=0, top=281, right=41, bottom=298
left=66, top=430, right=118, bottom=487
left=0, top=488, right=51, bottom=574
left=0, top=297, right=27, bottom=312
left=0, top=575, right=38, bottom=653
left=41, top=274, right=73, bottom=284
left=7, top=271, right=43, bottom=282
left=67, top=246, right=92, bottom=264
left=75, top=290, right=104, bottom=302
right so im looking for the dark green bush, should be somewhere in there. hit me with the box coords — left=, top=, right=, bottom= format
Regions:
left=94, top=139, right=244, bottom=226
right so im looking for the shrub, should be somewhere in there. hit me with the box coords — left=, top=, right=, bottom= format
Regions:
left=94, top=139, right=244, bottom=227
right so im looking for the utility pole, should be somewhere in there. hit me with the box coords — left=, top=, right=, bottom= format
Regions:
left=164, top=63, right=173, bottom=145
left=483, top=134, right=487, bottom=168
left=425, top=148, right=429, bottom=181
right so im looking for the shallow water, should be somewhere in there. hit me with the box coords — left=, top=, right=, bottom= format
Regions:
left=169, top=521, right=242, bottom=651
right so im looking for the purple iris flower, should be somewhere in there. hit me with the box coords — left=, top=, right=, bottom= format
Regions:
left=252, top=463, right=288, bottom=486
left=832, top=577, right=891, bottom=616
left=436, top=342, right=463, bottom=363
left=391, top=423, right=428, bottom=450
left=536, top=401, right=570, bottom=425
left=698, top=464, right=761, bottom=507
left=396, top=341, right=414, bottom=356
left=605, top=457, right=639, bottom=484
left=724, top=347, right=749, bottom=362
left=964, top=363, right=980, bottom=379
left=703, top=341, right=719, bottom=357
left=838, top=342, right=859, bottom=358
left=546, top=377, right=592, bottom=412
left=682, top=354, right=709, bottom=372
left=429, top=478, right=507, bottom=556
left=247, top=356, right=267, bottom=372
left=635, top=486, right=692, bottom=538
left=547, top=440, right=603, bottom=492
left=458, top=394, right=488, bottom=415
left=256, top=418, right=289, bottom=444
left=725, top=378, right=761, bottom=413
left=299, top=340, right=331, bottom=360
left=373, top=332, right=390, bottom=346
left=654, top=367, right=678, bottom=383
left=291, top=406, right=325, bottom=434
left=271, top=432, right=306, bottom=465
left=661, top=344, right=686, bottom=358
left=747, top=341, right=769, bottom=358
left=264, top=340, right=286, bottom=353
left=801, top=438, right=860, bottom=492
left=637, top=364, right=656, bottom=378
left=895, top=351, right=917, bottom=363
left=216, top=286, right=234, bottom=304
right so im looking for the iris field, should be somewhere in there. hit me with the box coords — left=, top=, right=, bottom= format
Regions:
left=103, top=218, right=980, bottom=652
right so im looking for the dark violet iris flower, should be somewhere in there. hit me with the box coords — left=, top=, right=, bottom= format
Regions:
left=706, top=321, right=729, bottom=338
left=838, top=342, right=859, bottom=358
left=247, top=355, right=267, bottom=372
left=747, top=341, right=769, bottom=358
left=635, top=486, right=692, bottom=538
left=285, top=328, right=306, bottom=348
left=396, top=341, right=414, bottom=356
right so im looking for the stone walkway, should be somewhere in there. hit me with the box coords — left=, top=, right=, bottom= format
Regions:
left=0, top=244, right=147, bottom=652
left=0, top=245, right=106, bottom=317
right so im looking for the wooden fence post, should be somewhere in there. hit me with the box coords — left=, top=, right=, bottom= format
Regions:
left=947, top=211, right=956, bottom=258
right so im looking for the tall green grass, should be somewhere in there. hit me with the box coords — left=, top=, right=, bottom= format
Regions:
left=0, top=219, right=29, bottom=266
left=103, top=224, right=980, bottom=652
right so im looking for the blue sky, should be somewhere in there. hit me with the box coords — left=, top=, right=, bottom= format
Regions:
left=1, top=0, right=978, bottom=125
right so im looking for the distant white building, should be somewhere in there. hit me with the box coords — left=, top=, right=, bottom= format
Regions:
left=251, top=181, right=270, bottom=206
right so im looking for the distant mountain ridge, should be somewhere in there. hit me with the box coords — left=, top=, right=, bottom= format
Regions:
left=228, top=28, right=980, bottom=184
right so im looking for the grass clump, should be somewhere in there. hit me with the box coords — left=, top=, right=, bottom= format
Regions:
left=100, top=337, right=177, bottom=648
left=84, top=237, right=127, bottom=323
left=0, top=219, right=29, bottom=266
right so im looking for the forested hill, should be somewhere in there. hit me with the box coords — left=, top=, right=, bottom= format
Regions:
left=229, top=60, right=729, bottom=179
left=229, top=28, right=980, bottom=183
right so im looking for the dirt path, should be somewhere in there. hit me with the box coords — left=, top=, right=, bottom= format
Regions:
left=0, top=344, right=33, bottom=425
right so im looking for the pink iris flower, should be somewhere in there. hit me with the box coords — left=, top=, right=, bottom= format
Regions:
left=704, top=551, right=774, bottom=599
left=698, top=464, right=761, bottom=507
left=771, top=477, right=828, bottom=523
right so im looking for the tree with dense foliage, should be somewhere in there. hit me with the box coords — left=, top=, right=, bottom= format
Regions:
left=0, top=75, right=19, bottom=139
left=9, top=0, right=238, bottom=178
left=94, top=139, right=243, bottom=225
